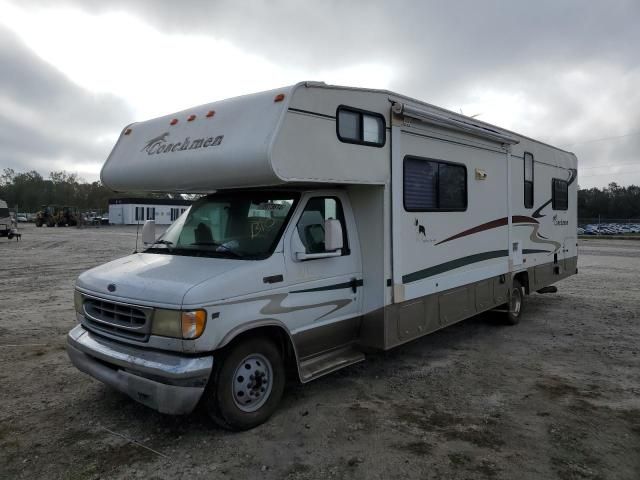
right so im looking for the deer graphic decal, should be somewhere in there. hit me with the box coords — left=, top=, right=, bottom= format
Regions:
left=141, top=132, right=169, bottom=153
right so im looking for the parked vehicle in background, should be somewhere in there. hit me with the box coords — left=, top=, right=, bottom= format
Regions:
left=35, top=205, right=58, bottom=227
left=67, top=81, right=578, bottom=430
left=0, top=199, right=19, bottom=240
left=35, top=205, right=79, bottom=227
left=578, top=223, right=640, bottom=236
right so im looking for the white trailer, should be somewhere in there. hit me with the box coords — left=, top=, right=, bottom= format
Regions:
left=67, top=82, right=578, bottom=430
left=108, top=198, right=191, bottom=225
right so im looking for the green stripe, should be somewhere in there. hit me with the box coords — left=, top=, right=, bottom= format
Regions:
left=402, top=248, right=553, bottom=284
left=292, top=279, right=363, bottom=294
left=402, top=250, right=508, bottom=284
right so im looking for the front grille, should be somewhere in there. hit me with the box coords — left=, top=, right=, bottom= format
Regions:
left=82, top=297, right=151, bottom=341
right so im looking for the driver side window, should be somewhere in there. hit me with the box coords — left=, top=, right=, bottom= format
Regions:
left=296, top=197, right=349, bottom=255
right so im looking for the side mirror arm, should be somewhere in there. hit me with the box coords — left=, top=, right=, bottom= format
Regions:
left=295, top=250, right=342, bottom=261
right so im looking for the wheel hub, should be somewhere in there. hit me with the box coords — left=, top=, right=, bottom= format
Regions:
left=511, top=288, right=522, bottom=315
left=232, top=353, right=273, bottom=413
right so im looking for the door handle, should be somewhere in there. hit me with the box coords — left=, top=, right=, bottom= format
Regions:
left=263, top=274, right=284, bottom=284
left=349, top=278, right=362, bottom=293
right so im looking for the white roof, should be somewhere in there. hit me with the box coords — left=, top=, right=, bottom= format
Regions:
left=101, top=85, right=297, bottom=193
left=101, top=81, right=575, bottom=193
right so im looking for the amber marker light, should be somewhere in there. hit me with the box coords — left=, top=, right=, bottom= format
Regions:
left=206, top=110, right=215, bottom=118
left=187, top=114, right=196, bottom=122
left=181, top=310, right=207, bottom=339
left=74, top=290, right=83, bottom=314
left=170, top=118, right=179, bottom=125
left=274, top=93, right=285, bottom=102
left=124, top=128, right=132, bottom=135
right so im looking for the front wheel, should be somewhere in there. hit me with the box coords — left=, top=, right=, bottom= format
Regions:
left=504, top=279, right=524, bottom=325
left=204, top=337, right=285, bottom=431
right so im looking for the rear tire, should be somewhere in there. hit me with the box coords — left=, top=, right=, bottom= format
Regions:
left=204, top=337, right=285, bottom=431
left=504, top=279, right=524, bottom=325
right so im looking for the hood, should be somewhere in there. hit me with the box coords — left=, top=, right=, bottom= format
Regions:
left=76, top=253, right=244, bottom=307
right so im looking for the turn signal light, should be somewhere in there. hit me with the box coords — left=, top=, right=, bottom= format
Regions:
left=181, top=310, right=207, bottom=339
left=170, top=118, right=178, bottom=125
left=274, top=93, right=285, bottom=102
left=74, top=290, right=84, bottom=314
left=187, top=114, right=196, bottom=122
left=206, top=110, right=215, bottom=118
left=124, top=128, right=132, bottom=135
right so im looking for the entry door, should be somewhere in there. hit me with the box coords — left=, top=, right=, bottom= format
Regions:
left=112, top=207, right=123, bottom=224
left=283, top=193, right=363, bottom=359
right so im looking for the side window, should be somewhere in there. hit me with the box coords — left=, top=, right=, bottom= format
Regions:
left=337, top=106, right=385, bottom=147
left=552, top=178, right=569, bottom=210
left=296, top=197, right=349, bottom=255
left=146, top=207, right=155, bottom=220
left=135, top=206, right=144, bottom=221
left=404, top=156, right=467, bottom=211
left=439, top=162, right=467, bottom=209
left=524, top=152, right=534, bottom=208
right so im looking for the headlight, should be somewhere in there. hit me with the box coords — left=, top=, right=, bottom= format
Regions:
left=152, top=308, right=207, bottom=339
left=181, top=310, right=207, bottom=339
left=74, top=290, right=84, bottom=314
left=152, top=309, right=181, bottom=338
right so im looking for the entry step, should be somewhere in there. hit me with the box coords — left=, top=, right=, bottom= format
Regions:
left=299, top=345, right=365, bottom=382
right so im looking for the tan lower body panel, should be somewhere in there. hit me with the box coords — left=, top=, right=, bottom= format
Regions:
left=291, top=317, right=364, bottom=382
left=292, top=316, right=361, bottom=360
left=360, top=257, right=577, bottom=351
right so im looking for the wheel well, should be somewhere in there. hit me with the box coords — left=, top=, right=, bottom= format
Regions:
left=223, top=326, right=300, bottom=382
left=514, top=271, right=530, bottom=294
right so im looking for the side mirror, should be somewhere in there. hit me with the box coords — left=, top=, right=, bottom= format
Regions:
left=324, top=219, right=343, bottom=251
left=142, top=220, right=156, bottom=244
left=291, top=220, right=343, bottom=261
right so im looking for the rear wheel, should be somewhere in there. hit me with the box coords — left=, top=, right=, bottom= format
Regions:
left=504, top=279, right=524, bottom=325
left=205, top=337, right=285, bottom=431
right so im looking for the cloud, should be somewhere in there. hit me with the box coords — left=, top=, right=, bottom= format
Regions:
left=0, top=25, right=132, bottom=180
left=1, top=0, right=639, bottom=187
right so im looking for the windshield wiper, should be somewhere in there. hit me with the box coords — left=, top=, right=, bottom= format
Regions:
left=143, top=239, right=173, bottom=254
left=189, top=241, right=246, bottom=258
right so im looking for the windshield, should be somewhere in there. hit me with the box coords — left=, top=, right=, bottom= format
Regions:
left=147, top=191, right=298, bottom=259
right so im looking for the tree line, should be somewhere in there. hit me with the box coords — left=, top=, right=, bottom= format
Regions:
left=578, top=182, right=640, bottom=220
left=1, top=169, right=639, bottom=219
left=0, top=168, right=174, bottom=213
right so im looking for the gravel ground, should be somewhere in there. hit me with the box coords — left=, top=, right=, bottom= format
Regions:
left=1, top=225, right=639, bottom=480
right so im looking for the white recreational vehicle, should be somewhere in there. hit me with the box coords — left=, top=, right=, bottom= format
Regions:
left=67, top=82, right=577, bottom=430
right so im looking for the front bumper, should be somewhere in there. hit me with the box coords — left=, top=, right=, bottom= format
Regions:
left=67, top=324, right=213, bottom=414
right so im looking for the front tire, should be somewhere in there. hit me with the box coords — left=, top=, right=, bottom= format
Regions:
left=504, top=279, right=524, bottom=325
left=205, top=337, right=285, bottom=431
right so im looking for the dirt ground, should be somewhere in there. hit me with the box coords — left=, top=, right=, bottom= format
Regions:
left=1, top=224, right=639, bottom=480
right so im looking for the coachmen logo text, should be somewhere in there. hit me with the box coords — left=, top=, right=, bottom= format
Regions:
left=141, top=132, right=224, bottom=155
left=553, top=214, right=569, bottom=226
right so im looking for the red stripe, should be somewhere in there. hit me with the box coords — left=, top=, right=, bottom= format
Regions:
left=434, top=216, right=538, bottom=246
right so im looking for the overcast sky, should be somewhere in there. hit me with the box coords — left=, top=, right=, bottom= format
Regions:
left=1, top=0, right=638, bottom=188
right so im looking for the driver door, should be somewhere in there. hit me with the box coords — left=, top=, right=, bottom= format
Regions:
left=283, top=193, right=363, bottom=360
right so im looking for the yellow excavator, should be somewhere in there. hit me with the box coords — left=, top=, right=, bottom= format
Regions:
left=35, top=205, right=78, bottom=227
